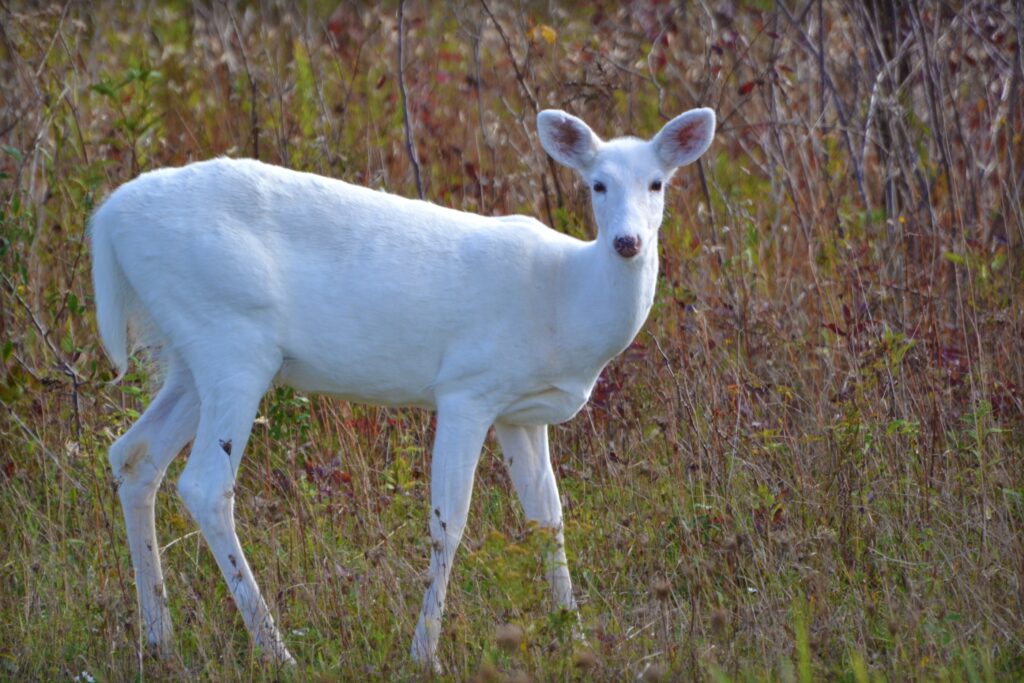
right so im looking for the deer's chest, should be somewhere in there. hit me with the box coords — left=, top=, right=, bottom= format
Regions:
left=497, top=379, right=595, bottom=426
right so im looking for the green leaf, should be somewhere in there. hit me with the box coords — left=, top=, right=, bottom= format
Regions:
left=1, top=145, right=22, bottom=163
left=90, top=81, right=117, bottom=98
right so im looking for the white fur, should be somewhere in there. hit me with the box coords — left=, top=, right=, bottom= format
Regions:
left=91, top=108, right=715, bottom=666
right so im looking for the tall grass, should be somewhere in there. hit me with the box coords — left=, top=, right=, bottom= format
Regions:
left=1, top=1, right=1022, bottom=680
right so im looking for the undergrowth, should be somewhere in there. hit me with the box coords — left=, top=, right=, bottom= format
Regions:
left=1, top=1, right=1022, bottom=681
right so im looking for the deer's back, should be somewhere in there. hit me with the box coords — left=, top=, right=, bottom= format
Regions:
left=98, top=158, right=589, bottom=412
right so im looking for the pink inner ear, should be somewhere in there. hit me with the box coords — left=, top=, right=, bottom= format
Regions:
left=552, top=119, right=583, bottom=155
left=673, top=119, right=707, bottom=154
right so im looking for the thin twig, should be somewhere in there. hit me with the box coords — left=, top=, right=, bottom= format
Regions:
left=778, top=2, right=870, bottom=210
left=471, top=32, right=496, bottom=212
left=1, top=400, right=86, bottom=493
left=860, top=32, right=915, bottom=173
left=695, top=160, right=720, bottom=268
left=397, top=0, right=424, bottom=199
left=478, top=0, right=563, bottom=219
left=225, top=2, right=260, bottom=160
left=644, top=19, right=672, bottom=120
left=478, top=0, right=538, bottom=112
left=907, top=0, right=957, bottom=224
left=0, top=272, right=80, bottom=381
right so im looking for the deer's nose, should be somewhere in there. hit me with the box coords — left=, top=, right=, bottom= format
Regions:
left=614, top=235, right=641, bottom=258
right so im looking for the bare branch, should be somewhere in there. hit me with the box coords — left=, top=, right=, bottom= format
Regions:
left=397, top=0, right=424, bottom=200
left=478, top=0, right=538, bottom=113
left=225, top=2, right=260, bottom=160
left=478, top=0, right=563, bottom=220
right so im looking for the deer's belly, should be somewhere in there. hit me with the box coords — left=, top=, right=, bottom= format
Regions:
left=274, top=356, right=436, bottom=409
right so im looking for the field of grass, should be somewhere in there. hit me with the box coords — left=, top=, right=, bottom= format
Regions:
left=2, top=1, right=1023, bottom=680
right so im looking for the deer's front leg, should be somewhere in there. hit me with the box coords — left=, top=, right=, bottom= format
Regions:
left=410, top=398, right=491, bottom=669
left=493, top=422, right=577, bottom=612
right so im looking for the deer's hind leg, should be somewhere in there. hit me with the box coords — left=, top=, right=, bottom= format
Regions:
left=174, top=343, right=294, bottom=663
left=109, top=354, right=200, bottom=654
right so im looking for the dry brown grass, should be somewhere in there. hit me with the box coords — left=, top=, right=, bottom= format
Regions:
left=1, top=1, right=1022, bottom=680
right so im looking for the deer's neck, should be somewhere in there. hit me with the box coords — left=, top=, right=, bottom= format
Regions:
left=564, top=238, right=659, bottom=366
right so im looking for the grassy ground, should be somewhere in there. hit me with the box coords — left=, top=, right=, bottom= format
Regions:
left=2, top=1, right=1023, bottom=680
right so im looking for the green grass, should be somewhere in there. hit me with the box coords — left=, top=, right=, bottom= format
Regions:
left=1, top=1, right=1023, bottom=680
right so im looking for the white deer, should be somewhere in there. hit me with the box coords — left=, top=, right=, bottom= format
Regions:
left=91, top=107, right=715, bottom=666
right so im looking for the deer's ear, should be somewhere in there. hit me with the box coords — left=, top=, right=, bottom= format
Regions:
left=537, top=110, right=601, bottom=172
left=652, top=108, right=716, bottom=169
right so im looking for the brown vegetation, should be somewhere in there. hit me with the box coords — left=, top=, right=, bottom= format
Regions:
left=1, top=1, right=1022, bottom=680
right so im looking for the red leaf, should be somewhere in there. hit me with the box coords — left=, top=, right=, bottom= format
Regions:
left=738, top=80, right=757, bottom=95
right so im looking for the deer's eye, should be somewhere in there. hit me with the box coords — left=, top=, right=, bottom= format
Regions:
left=592, top=181, right=606, bottom=193
left=650, top=180, right=663, bottom=192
